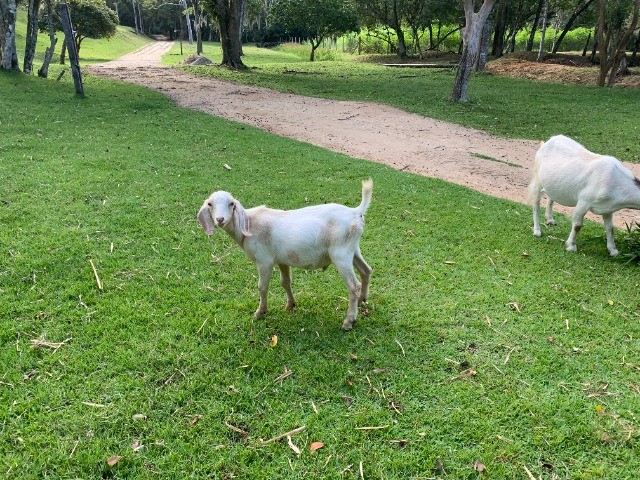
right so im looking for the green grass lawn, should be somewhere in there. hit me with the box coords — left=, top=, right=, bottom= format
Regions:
left=168, top=42, right=640, bottom=163
left=1, top=66, right=640, bottom=478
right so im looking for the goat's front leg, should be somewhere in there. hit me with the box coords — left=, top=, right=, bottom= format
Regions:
left=254, top=263, right=273, bottom=318
left=566, top=202, right=589, bottom=252
left=353, top=248, right=372, bottom=306
left=278, top=264, right=296, bottom=311
left=334, top=258, right=361, bottom=331
left=602, top=213, right=618, bottom=257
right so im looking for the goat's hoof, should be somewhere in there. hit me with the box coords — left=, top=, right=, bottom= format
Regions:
left=342, top=317, right=356, bottom=331
left=254, top=309, right=267, bottom=319
left=545, top=220, right=556, bottom=226
left=533, top=230, right=541, bottom=237
left=358, top=298, right=367, bottom=307
left=565, top=244, right=577, bottom=252
left=285, top=302, right=296, bottom=312
left=609, top=249, right=619, bottom=257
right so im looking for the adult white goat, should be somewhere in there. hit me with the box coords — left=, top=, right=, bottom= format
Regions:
left=197, top=179, right=373, bottom=330
left=529, top=135, right=640, bottom=256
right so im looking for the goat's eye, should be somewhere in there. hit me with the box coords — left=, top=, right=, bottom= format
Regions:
left=229, top=202, right=235, bottom=208
left=207, top=202, right=212, bottom=207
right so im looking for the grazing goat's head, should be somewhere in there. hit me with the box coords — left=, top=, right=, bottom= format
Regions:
left=198, top=191, right=251, bottom=237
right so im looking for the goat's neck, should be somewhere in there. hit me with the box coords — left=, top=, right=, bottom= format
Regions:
left=223, top=223, right=246, bottom=248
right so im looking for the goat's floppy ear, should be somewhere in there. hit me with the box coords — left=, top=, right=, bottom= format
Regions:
left=197, top=203, right=215, bottom=235
left=233, top=201, right=252, bottom=237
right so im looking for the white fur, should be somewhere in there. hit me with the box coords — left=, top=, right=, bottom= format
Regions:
left=529, top=135, right=640, bottom=256
left=198, top=179, right=373, bottom=330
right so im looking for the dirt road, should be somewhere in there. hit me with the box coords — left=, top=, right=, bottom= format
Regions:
left=87, top=41, right=640, bottom=228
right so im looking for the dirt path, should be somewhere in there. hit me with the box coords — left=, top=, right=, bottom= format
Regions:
left=87, top=41, right=640, bottom=228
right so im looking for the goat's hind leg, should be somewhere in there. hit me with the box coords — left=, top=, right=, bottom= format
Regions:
left=529, top=179, right=543, bottom=237
left=332, top=255, right=361, bottom=331
left=353, top=247, right=372, bottom=306
left=545, top=197, right=556, bottom=226
left=278, top=264, right=297, bottom=311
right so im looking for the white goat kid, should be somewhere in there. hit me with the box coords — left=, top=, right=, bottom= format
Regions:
left=529, top=135, right=640, bottom=256
left=198, top=179, right=373, bottom=330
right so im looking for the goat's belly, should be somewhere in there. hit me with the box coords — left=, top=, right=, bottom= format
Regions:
left=278, top=251, right=331, bottom=270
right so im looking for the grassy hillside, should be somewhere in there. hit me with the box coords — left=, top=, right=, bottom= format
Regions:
left=168, top=42, right=640, bottom=162
left=14, top=7, right=150, bottom=68
left=1, top=69, right=639, bottom=478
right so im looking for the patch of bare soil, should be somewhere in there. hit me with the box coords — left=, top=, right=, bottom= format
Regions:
left=86, top=42, right=640, bottom=228
left=486, top=52, right=640, bottom=88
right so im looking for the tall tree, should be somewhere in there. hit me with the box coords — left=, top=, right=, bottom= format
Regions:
left=551, top=0, right=595, bottom=52
left=451, top=0, right=496, bottom=102
left=0, top=0, right=19, bottom=70
left=270, top=0, right=359, bottom=61
left=24, top=0, right=43, bottom=74
left=596, top=0, right=640, bottom=86
left=206, top=0, right=245, bottom=68
left=355, top=0, right=409, bottom=58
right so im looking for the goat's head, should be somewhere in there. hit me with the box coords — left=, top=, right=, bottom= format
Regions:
left=197, top=191, right=251, bottom=237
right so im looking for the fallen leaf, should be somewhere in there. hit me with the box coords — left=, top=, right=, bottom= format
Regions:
left=444, top=260, right=456, bottom=265
left=310, top=441, right=324, bottom=452
left=189, top=414, right=201, bottom=427
left=107, top=456, right=121, bottom=467
left=132, top=413, right=147, bottom=421
left=131, top=439, right=143, bottom=452
left=223, top=163, right=232, bottom=170
left=473, top=460, right=486, bottom=472
left=270, top=335, right=278, bottom=347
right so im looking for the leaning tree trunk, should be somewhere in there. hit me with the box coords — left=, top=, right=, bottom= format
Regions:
left=0, top=0, right=20, bottom=70
left=214, top=0, right=245, bottom=68
left=24, top=0, right=42, bottom=74
left=38, top=0, right=58, bottom=77
left=551, top=0, right=595, bottom=53
left=451, top=0, right=497, bottom=102
left=527, top=0, right=544, bottom=51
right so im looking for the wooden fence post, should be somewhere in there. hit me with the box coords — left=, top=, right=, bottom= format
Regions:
left=56, top=2, right=84, bottom=96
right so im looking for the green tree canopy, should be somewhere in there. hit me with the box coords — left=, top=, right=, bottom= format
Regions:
left=41, top=0, right=118, bottom=55
left=270, top=0, right=359, bottom=60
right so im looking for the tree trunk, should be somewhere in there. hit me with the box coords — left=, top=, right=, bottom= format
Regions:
left=629, top=32, right=640, bottom=66
left=491, top=0, right=507, bottom=56
left=24, top=0, right=42, bottom=74
left=0, top=0, right=20, bottom=70
left=475, top=17, right=493, bottom=71
left=551, top=0, right=595, bottom=53
left=38, top=0, right=58, bottom=78
left=537, top=0, right=549, bottom=61
left=180, top=0, right=194, bottom=43
left=582, top=31, right=591, bottom=56
left=451, top=0, right=497, bottom=102
left=392, top=0, right=406, bottom=58
left=57, top=2, right=84, bottom=95
left=526, top=0, right=544, bottom=51
left=213, top=0, right=245, bottom=68
left=132, top=0, right=139, bottom=33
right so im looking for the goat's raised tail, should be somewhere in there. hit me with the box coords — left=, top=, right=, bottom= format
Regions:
left=357, top=178, right=373, bottom=215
